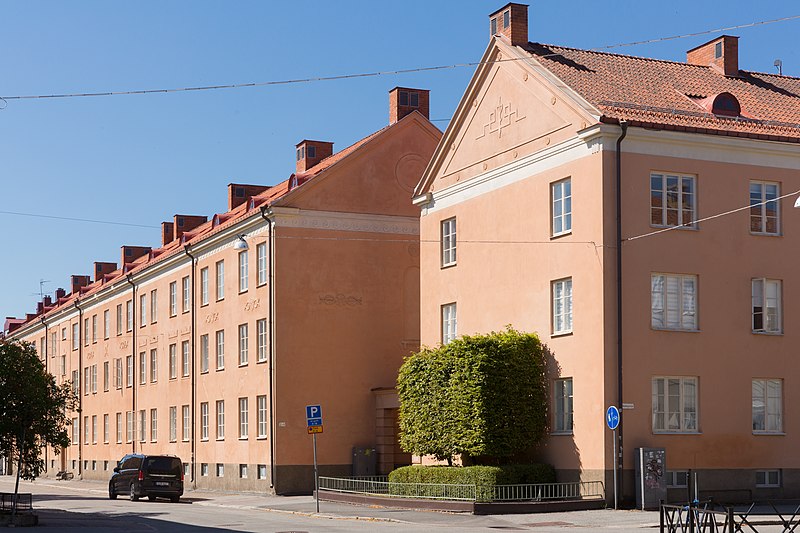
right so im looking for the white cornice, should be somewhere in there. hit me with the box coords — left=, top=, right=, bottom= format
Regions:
left=270, top=208, right=419, bottom=235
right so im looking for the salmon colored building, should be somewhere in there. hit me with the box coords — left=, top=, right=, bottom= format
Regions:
left=4, top=88, right=441, bottom=494
left=414, top=3, right=800, bottom=503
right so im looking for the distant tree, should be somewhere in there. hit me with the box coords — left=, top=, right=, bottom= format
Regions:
left=0, top=341, right=75, bottom=510
left=397, top=327, right=547, bottom=464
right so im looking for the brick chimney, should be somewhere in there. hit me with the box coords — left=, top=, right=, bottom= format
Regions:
left=70, top=275, right=91, bottom=295
left=120, top=246, right=151, bottom=266
left=389, top=87, right=430, bottom=124
left=227, top=183, right=270, bottom=211
left=687, top=35, right=739, bottom=77
left=43, top=295, right=52, bottom=308
left=161, top=222, right=175, bottom=246
left=173, top=215, right=207, bottom=241
left=296, top=140, right=334, bottom=173
left=94, top=261, right=117, bottom=282
left=55, top=288, right=66, bottom=300
left=489, top=3, right=528, bottom=47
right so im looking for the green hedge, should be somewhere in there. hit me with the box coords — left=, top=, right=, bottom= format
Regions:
left=388, top=464, right=556, bottom=501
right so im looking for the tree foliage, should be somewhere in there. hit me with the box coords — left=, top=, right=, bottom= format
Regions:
left=0, top=341, right=75, bottom=481
left=397, top=328, right=547, bottom=463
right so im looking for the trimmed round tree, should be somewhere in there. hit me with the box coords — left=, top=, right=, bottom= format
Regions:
left=397, top=327, right=547, bottom=464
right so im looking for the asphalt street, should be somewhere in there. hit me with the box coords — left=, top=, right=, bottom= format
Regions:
left=0, top=476, right=668, bottom=532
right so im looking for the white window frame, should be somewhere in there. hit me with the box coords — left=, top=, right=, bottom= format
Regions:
left=182, top=276, right=190, bottom=313
left=239, top=397, right=249, bottom=439
left=150, top=408, right=158, bottom=442
left=756, top=469, right=781, bottom=488
left=553, top=378, right=573, bottom=434
left=103, top=309, right=110, bottom=339
left=140, top=294, right=147, bottom=326
left=651, top=273, right=697, bottom=331
left=257, top=319, right=267, bottom=362
left=103, top=414, right=109, bottom=444
left=116, top=412, right=122, bottom=443
left=752, top=278, right=782, bottom=334
left=126, top=300, right=133, bottom=331
left=150, top=289, right=158, bottom=323
left=150, top=349, right=158, bottom=383
left=139, top=351, right=146, bottom=385
left=752, top=378, right=783, bottom=434
left=441, top=303, right=457, bottom=345
left=169, top=281, right=177, bottom=317
left=650, top=173, right=696, bottom=228
left=440, top=217, right=456, bottom=267
left=749, top=181, right=780, bottom=235
left=257, top=395, right=267, bottom=438
left=551, top=178, right=572, bottom=236
left=182, top=405, right=190, bottom=441
left=257, top=243, right=267, bottom=286
left=169, top=406, right=177, bottom=442
left=239, top=251, right=248, bottom=293
left=200, top=334, right=209, bottom=373
left=216, top=330, right=225, bottom=370
left=139, top=410, right=146, bottom=442
left=216, top=400, right=225, bottom=440
left=116, top=304, right=122, bottom=336
left=239, top=324, right=248, bottom=366
left=552, top=278, right=573, bottom=335
left=200, top=267, right=209, bottom=306
left=200, top=402, right=209, bottom=441
left=652, top=376, right=698, bottom=433
left=169, top=344, right=177, bottom=379
left=216, top=260, right=225, bottom=301
left=182, top=341, right=190, bottom=377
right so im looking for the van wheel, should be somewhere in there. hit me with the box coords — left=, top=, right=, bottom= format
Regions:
left=108, top=484, right=117, bottom=500
left=129, top=483, right=139, bottom=501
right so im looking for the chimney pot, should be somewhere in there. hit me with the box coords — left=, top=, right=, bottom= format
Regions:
left=389, top=87, right=430, bottom=124
left=227, top=183, right=270, bottom=211
left=172, top=215, right=207, bottom=241
left=295, top=140, right=334, bottom=174
left=489, top=3, right=528, bottom=47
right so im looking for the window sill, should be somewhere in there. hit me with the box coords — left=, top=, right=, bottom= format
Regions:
left=551, top=230, right=572, bottom=240
left=551, top=431, right=573, bottom=436
left=239, top=437, right=248, bottom=441
left=257, top=436, right=268, bottom=440
left=750, top=232, right=782, bottom=237
left=257, top=359, right=268, bottom=365
left=652, top=431, right=701, bottom=435
left=650, top=224, right=698, bottom=231
left=239, top=290, right=248, bottom=295
left=752, top=331, right=783, bottom=336
left=551, top=330, right=573, bottom=338
left=440, top=262, right=457, bottom=270
left=216, top=368, right=225, bottom=372
left=651, top=327, right=700, bottom=333
left=182, top=310, right=190, bottom=314
left=753, top=431, right=785, bottom=436
left=216, top=438, right=224, bottom=442
left=239, top=363, right=248, bottom=368
left=256, top=282, right=267, bottom=288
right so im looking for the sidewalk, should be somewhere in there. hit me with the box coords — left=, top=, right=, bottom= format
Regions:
left=7, top=477, right=663, bottom=530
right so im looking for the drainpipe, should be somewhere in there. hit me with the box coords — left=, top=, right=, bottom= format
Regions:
left=40, top=316, right=49, bottom=473
left=73, top=300, right=83, bottom=479
left=615, top=119, right=628, bottom=507
left=260, top=206, right=276, bottom=490
left=183, top=244, right=197, bottom=489
left=126, top=275, right=137, bottom=454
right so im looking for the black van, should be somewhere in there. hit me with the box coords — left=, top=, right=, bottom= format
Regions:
left=109, top=454, right=184, bottom=502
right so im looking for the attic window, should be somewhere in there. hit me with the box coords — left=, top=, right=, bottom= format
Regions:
left=177, top=217, right=185, bottom=227
left=296, top=146, right=305, bottom=161
left=491, top=17, right=497, bottom=35
left=235, top=187, right=245, bottom=198
left=712, top=92, right=740, bottom=117
left=399, top=90, right=419, bottom=108
left=307, top=145, right=316, bottom=159
left=714, top=42, right=722, bottom=59
left=503, top=10, right=510, bottom=28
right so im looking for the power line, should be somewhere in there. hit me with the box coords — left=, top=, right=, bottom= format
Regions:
left=0, top=210, right=158, bottom=229
left=1, top=14, right=797, bottom=103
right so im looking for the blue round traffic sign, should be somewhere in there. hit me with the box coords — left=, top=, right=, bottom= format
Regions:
left=606, top=406, right=620, bottom=430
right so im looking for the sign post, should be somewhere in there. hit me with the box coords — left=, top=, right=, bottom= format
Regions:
left=306, top=405, right=323, bottom=513
left=606, top=405, right=620, bottom=510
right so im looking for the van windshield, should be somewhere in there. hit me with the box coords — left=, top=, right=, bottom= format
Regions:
left=143, top=457, right=182, bottom=475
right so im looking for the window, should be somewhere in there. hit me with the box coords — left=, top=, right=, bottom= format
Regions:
left=257, top=395, right=268, bottom=438
left=216, top=330, right=225, bottom=370
left=182, top=276, right=190, bottom=313
left=239, top=464, right=248, bottom=479
left=62, top=327, right=66, bottom=341
left=182, top=405, right=190, bottom=441
left=503, top=8, right=510, bottom=28
left=182, top=341, right=190, bottom=377
left=552, top=278, right=573, bottom=334
left=239, top=324, right=248, bottom=366
left=91, top=415, right=97, bottom=444
left=553, top=378, right=573, bottom=433
left=201, top=463, right=209, bottom=477
left=139, top=351, right=146, bottom=385
left=126, top=300, right=133, bottom=331
left=216, top=400, right=225, bottom=440
left=72, top=322, right=79, bottom=350
left=652, top=377, right=698, bottom=433
left=651, top=274, right=697, bottom=331
left=216, top=260, right=225, bottom=300
left=72, top=370, right=79, bottom=396
left=103, top=414, right=109, bottom=443
left=258, top=464, right=267, bottom=480
left=441, top=303, right=457, bottom=344
left=441, top=218, right=456, bottom=267
left=239, top=397, right=249, bottom=439
left=552, top=178, right=572, bottom=236
left=752, top=379, right=782, bottom=433
left=84, top=317, right=89, bottom=346
left=139, top=410, right=146, bottom=442
left=116, top=413, right=122, bottom=443
left=169, top=282, right=177, bottom=316
left=650, top=173, right=696, bottom=228
left=61, top=355, right=66, bottom=376
left=140, top=294, right=147, bottom=326
left=257, top=319, right=268, bottom=362
left=150, top=408, right=158, bottom=441
left=169, top=344, right=177, bottom=379
left=115, top=358, right=122, bottom=389
left=257, top=243, right=267, bottom=286
left=126, top=355, right=133, bottom=388
left=91, top=364, right=98, bottom=393
left=752, top=278, right=781, bottom=333
left=200, top=402, right=209, bottom=440
left=103, top=310, right=110, bottom=339
left=169, top=407, right=177, bottom=442
left=200, top=334, right=209, bottom=373
left=72, top=417, right=78, bottom=444
left=50, top=331, right=57, bottom=357
left=126, top=411, right=133, bottom=443
left=491, top=17, right=497, bottom=35
left=103, top=361, right=109, bottom=391
left=750, top=181, right=780, bottom=235
left=216, top=464, right=224, bottom=477
left=200, top=267, right=209, bottom=305
left=239, top=251, right=248, bottom=292
left=150, top=290, right=157, bottom=323
left=150, top=349, right=158, bottom=382
left=398, top=90, right=419, bottom=107
left=756, top=470, right=781, bottom=488
left=116, top=304, right=122, bottom=336
left=84, top=368, right=90, bottom=396
left=84, top=416, right=89, bottom=444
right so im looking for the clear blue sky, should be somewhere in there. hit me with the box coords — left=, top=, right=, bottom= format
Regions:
left=2, top=0, right=798, bottom=320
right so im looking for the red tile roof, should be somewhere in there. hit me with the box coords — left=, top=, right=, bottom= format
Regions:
left=523, top=42, right=800, bottom=141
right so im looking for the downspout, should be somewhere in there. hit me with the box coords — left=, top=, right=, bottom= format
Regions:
left=126, top=275, right=137, bottom=454
left=615, top=119, right=628, bottom=505
left=73, top=300, right=83, bottom=479
left=40, top=316, right=49, bottom=473
left=183, top=244, right=197, bottom=489
left=260, top=206, right=276, bottom=489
